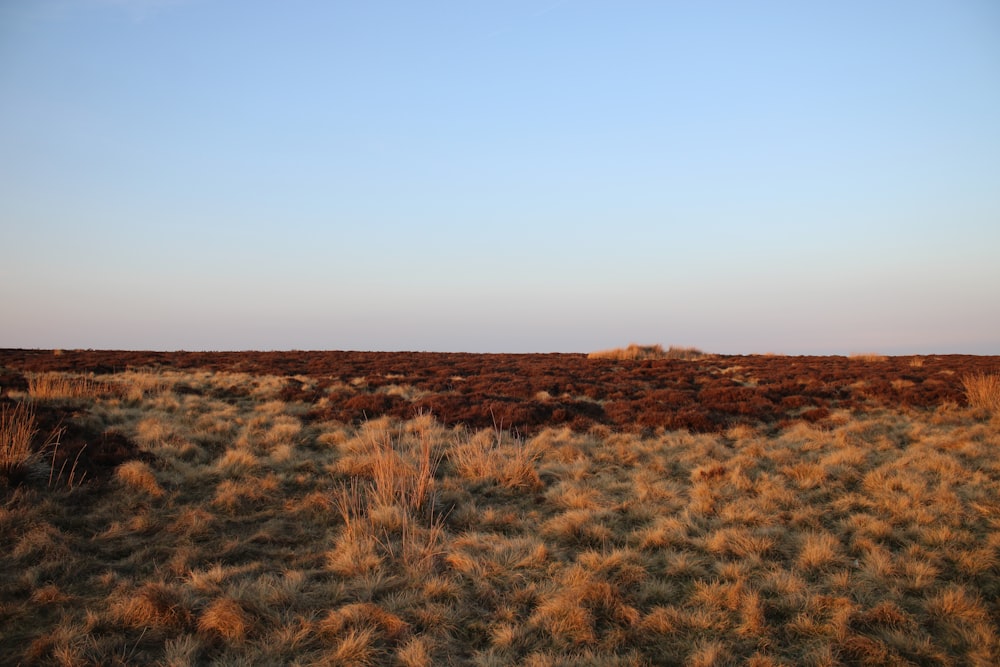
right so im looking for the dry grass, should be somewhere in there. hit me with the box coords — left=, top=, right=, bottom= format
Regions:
left=588, top=343, right=706, bottom=361
left=450, top=426, right=542, bottom=490
left=1, top=401, right=38, bottom=480
left=849, top=352, right=889, bottom=362
left=2, top=366, right=999, bottom=665
left=114, top=460, right=165, bottom=497
left=198, top=597, right=250, bottom=640
left=962, top=371, right=1000, bottom=411
left=27, top=372, right=112, bottom=400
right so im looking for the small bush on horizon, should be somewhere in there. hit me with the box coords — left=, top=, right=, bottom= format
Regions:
left=849, top=352, right=889, bottom=362
left=588, top=343, right=706, bottom=361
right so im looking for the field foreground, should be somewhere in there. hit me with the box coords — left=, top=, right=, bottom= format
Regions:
left=1, top=350, right=999, bottom=665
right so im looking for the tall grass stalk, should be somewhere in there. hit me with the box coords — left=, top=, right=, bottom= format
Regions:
left=48, top=440, right=87, bottom=489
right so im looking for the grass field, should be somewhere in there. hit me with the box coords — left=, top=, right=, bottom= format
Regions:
left=2, top=356, right=1000, bottom=665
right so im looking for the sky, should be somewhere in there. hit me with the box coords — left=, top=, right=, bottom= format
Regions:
left=1, top=0, right=998, bottom=354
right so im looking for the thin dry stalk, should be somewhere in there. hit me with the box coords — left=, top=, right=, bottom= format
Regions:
left=48, top=439, right=87, bottom=489
left=335, top=479, right=367, bottom=537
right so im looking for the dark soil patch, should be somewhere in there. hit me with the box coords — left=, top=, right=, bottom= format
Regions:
left=0, top=394, right=150, bottom=489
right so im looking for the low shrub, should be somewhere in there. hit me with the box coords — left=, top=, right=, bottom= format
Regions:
left=588, top=344, right=705, bottom=361
left=849, top=353, right=888, bottom=363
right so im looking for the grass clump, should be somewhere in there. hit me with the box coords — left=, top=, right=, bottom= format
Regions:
left=962, top=372, right=1000, bottom=411
left=450, top=426, right=542, bottom=490
left=1, top=402, right=38, bottom=481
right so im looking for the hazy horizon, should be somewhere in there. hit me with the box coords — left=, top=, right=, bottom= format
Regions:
left=2, top=1, right=998, bottom=355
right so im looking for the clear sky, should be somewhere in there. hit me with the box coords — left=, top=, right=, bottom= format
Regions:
left=2, top=0, right=998, bottom=354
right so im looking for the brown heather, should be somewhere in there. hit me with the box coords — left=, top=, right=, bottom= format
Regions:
left=1, top=364, right=999, bottom=665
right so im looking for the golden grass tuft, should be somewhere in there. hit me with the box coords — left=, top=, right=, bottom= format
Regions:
left=962, top=371, right=1000, bottom=411
left=334, top=418, right=442, bottom=512
left=162, top=634, right=202, bottom=667
left=1, top=401, right=38, bottom=479
left=215, top=448, right=259, bottom=475
left=319, top=602, right=409, bottom=641
left=135, top=417, right=176, bottom=449
left=924, top=586, right=989, bottom=623
left=30, top=583, right=71, bottom=605
left=396, top=636, right=434, bottom=667
left=326, top=627, right=379, bottom=666
left=450, top=427, right=542, bottom=490
left=114, top=460, right=165, bottom=497
left=796, top=531, right=842, bottom=571
left=111, top=582, right=192, bottom=630
left=704, top=527, right=776, bottom=560
left=197, top=597, right=250, bottom=641
left=333, top=537, right=377, bottom=578
left=688, top=639, right=732, bottom=667
left=213, top=474, right=279, bottom=512
left=530, top=595, right=598, bottom=647
left=368, top=429, right=438, bottom=512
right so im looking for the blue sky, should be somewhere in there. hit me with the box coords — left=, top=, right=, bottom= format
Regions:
left=2, top=0, right=998, bottom=354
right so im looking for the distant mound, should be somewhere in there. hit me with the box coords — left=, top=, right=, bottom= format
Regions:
left=587, top=343, right=707, bottom=361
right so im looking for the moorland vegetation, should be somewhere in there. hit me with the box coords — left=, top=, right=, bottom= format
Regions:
left=1, top=350, right=999, bottom=665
